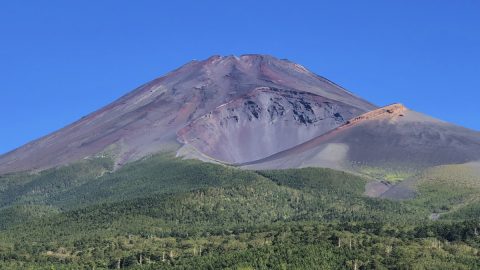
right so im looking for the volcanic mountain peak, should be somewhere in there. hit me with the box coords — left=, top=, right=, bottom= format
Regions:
left=3, top=54, right=477, bottom=175
left=0, top=54, right=375, bottom=174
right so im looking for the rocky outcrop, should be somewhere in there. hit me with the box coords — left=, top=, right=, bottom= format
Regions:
left=344, top=103, right=406, bottom=127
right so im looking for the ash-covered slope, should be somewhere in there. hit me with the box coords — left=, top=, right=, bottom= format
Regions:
left=0, top=55, right=375, bottom=174
left=243, top=104, right=480, bottom=171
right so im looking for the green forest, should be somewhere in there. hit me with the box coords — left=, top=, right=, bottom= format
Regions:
left=0, top=154, right=479, bottom=269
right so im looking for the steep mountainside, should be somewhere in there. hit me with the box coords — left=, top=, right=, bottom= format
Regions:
left=0, top=55, right=375, bottom=174
left=244, top=104, right=480, bottom=172
left=177, top=87, right=365, bottom=163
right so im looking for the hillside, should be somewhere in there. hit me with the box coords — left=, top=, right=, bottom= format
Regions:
left=0, top=154, right=479, bottom=269
left=243, top=104, right=480, bottom=175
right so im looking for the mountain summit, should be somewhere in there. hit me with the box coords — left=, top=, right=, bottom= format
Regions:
left=0, top=55, right=376, bottom=173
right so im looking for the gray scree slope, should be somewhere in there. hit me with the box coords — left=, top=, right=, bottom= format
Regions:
left=243, top=104, right=480, bottom=171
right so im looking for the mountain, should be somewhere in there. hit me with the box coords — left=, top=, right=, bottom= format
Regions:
left=0, top=54, right=375, bottom=174
left=243, top=103, right=480, bottom=173
left=1, top=55, right=480, bottom=269
left=1, top=53, right=479, bottom=181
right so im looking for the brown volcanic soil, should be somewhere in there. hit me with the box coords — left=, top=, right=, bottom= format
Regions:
left=0, top=55, right=375, bottom=174
left=243, top=104, right=480, bottom=172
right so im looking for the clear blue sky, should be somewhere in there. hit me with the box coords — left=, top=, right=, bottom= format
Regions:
left=1, top=1, right=479, bottom=154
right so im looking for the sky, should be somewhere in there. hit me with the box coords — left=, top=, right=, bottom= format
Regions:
left=0, top=1, right=479, bottom=154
